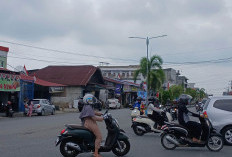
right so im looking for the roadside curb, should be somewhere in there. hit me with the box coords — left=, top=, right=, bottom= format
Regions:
left=0, top=108, right=80, bottom=118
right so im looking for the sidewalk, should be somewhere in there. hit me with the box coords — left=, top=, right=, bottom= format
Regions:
left=0, top=108, right=79, bottom=119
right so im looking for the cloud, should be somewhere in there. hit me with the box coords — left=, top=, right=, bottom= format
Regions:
left=1, top=0, right=232, bottom=95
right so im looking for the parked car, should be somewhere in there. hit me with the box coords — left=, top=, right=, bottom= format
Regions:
left=202, top=96, right=232, bottom=145
left=25, top=99, right=55, bottom=116
left=106, top=98, right=121, bottom=109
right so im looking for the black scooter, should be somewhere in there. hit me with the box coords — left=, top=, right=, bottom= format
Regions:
left=55, top=110, right=130, bottom=157
left=160, top=116, right=223, bottom=152
left=4, top=104, right=14, bottom=117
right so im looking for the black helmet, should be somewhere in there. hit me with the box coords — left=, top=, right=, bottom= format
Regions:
left=148, top=96, right=159, bottom=104
left=136, top=97, right=142, bottom=101
left=178, top=94, right=192, bottom=105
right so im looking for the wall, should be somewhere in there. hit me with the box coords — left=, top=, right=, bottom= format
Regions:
left=51, top=86, right=83, bottom=107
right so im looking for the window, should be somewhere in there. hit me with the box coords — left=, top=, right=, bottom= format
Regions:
left=213, top=99, right=232, bottom=112
left=203, top=98, right=210, bottom=110
left=0, top=61, right=3, bottom=67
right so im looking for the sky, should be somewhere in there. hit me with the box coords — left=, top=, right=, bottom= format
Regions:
left=1, top=0, right=232, bottom=96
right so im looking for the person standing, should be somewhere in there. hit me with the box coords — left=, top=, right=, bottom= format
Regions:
left=27, top=100, right=33, bottom=117
left=79, top=94, right=104, bottom=157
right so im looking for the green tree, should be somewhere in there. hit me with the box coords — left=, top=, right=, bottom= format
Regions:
left=169, top=85, right=184, bottom=99
left=133, top=55, right=165, bottom=96
left=185, top=88, right=197, bottom=100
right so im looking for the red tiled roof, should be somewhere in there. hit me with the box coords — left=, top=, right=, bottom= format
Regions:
left=20, top=74, right=65, bottom=87
left=0, top=46, right=9, bottom=52
left=34, top=65, right=100, bottom=86
left=0, top=68, right=10, bottom=71
left=35, top=78, right=66, bottom=87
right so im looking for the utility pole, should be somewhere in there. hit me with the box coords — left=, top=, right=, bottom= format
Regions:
left=129, top=35, right=167, bottom=107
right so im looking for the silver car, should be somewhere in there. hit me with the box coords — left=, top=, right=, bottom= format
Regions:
left=25, top=99, right=55, bottom=116
left=202, top=96, right=232, bottom=145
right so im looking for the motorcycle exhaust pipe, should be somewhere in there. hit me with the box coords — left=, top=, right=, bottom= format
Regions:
left=66, top=142, right=81, bottom=151
left=166, top=135, right=180, bottom=145
left=136, top=126, right=146, bottom=132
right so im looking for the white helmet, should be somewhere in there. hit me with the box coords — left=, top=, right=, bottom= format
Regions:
left=83, top=94, right=97, bottom=105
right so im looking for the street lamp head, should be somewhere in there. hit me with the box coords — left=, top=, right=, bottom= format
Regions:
left=149, top=35, right=167, bottom=40
left=128, top=37, right=146, bottom=39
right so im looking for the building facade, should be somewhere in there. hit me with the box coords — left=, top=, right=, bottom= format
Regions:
left=99, top=65, right=144, bottom=84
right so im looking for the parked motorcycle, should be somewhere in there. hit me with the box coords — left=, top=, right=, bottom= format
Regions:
left=131, top=107, right=172, bottom=136
left=55, top=110, right=130, bottom=157
left=4, top=103, right=14, bottom=117
left=160, top=116, right=224, bottom=152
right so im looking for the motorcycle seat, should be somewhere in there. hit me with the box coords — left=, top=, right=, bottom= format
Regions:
left=139, top=115, right=149, bottom=118
left=65, top=124, right=89, bottom=130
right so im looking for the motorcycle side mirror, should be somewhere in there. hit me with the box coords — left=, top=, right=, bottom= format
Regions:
left=104, top=109, right=109, bottom=114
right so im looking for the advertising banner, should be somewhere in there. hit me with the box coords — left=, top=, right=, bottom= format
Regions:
left=115, top=84, right=122, bottom=94
left=137, top=91, right=147, bottom=100
left=0, top=73, right=20, bottom=92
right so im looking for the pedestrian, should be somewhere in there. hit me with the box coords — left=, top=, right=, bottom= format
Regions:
left=27, top=100, right=33, bottom=117
left=79, top=94, right=104, bottom=157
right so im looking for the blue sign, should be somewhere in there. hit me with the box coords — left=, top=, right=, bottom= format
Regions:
left=115, top=84, right=122, bottom=94
left=137, top=91, right=147, bottom=99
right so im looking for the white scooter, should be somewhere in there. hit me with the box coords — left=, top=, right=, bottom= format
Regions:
left=131, top=107, right=140, bottom=119
left=131, top=107, right=172, bottom=136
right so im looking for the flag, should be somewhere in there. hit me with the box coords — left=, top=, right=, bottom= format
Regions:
left=23, top=65, right=29, bottom=76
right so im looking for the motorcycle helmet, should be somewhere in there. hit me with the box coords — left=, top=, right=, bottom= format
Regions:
left=148, top=96, right=159, bottom=104
left=136, top=97, right=142, bottom=102
left=178, top=94, right=192, bottom=105
left=83, top=93, right=97, bottom=105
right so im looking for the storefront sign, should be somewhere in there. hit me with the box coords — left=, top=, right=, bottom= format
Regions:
left=49, top=86, right=64, bottom=93
left=123, top=85, right=131, bottom=92
left=0, top=73, right=20, bottom=92
left=131, top=86, right=138, bottom=92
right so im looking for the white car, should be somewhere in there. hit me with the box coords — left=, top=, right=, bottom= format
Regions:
left=24, top=99, right=55, bottom=116
left=106, top=98, right=121, bottom=109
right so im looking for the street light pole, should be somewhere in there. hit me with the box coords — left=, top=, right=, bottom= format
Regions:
left=129, top=35, right=167, bottom=107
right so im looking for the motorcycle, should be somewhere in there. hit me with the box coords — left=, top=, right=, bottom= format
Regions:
left=55, top=110, right=130, bottom=157
left=160, top=116, right=224, bottom=152
left=4, top=103, right=14, bottom=117
left=131, top=107, right=172, bottom=136
left=170, top=107, right=177, bottom=121
left=130, top=107, right=140, bottom=120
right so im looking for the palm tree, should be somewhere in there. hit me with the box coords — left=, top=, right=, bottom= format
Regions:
left=133, top=55, right=165, bottom=96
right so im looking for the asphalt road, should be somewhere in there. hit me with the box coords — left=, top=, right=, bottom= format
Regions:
left=0, top=109, right=231, bottom=157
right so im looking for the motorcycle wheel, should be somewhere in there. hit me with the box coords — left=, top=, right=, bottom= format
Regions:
left=161, top=133, right=177, bottom=150
left=60, top=139, right=80, bottom=157
left=132, top=124, right=145, bottom=136
left=112, top=139, right=130, bottom=156
left=206, top=135, right=224, bottom=152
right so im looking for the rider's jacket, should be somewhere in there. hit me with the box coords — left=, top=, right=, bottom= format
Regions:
left=147, top=103, right=162, bottom=115
left=178, top=103, right=199, bottom=126
left=133, top=101, right=141, bottom=111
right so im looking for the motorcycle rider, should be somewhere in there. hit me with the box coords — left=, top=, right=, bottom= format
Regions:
left=5, top=101, right=13, bottom=117
left=79, top=94, right=104, bottom=157
left=178, top=94, right=203, bottom=144
left=147, top=96, right=165, bottom=129
left=133, top=97, right=142, bottom=115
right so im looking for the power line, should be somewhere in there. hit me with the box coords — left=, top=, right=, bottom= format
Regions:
left=7, top=55, right=99, bottom=66
left=0, top=39, right=139, bottom=62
